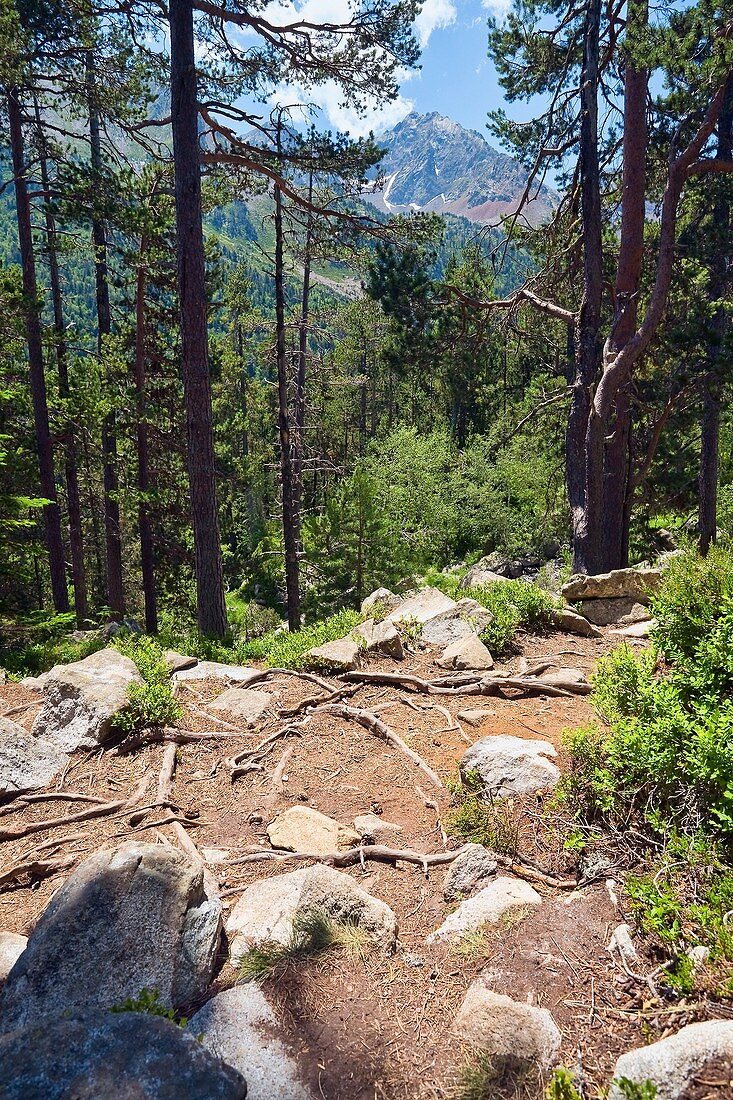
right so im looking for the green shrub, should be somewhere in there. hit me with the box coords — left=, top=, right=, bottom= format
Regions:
left=237, top=608, right=362, bottom=670
left=651, top=543, right=733, bottom=661
left=446, top=770, right=518, bottom=853
left=110, top=987, right=187, bottom=1027
left=111, top=635, right=182, bottom=737
left=0, top=610, right=105, bottom=677
left=545, top=1068, right=582, bottom=1100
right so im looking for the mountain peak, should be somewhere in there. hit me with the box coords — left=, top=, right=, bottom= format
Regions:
left=366, top=111, right=556, bottom=226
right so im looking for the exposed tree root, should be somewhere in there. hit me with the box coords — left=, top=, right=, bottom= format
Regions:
left=416, top=784, right=448, bottom=848
left=313, top=702, right=444, bottom=789
left=0, top=854, right=76, bottom=888
left=0, top=790, right=110, bottom=817
left=342, top=669, right=588, bottom=699
left=226, top=843, right=470, bottom=871
left=0, top=773, right=149, bottom=843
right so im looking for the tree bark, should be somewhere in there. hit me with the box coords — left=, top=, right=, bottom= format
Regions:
left=34, top=97, right=88, bottom=624
left=170, top=0, right=229, bottom=639
left=86, top=48, right=124, bottom=618
left=134, top=240, right=158, bottom=632
left=8, top=87, right=69, bottom=613
left=274, top=127, right=301, bottom=630
left=699, top=75, right=733, bottom=555
left=567, top=0, right=603, bottom=574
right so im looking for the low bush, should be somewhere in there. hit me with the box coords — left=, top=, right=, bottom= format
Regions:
left=237, top=608, right=362, bottom=669
left=111, top=635, right=182, bottom=737
left=0, top=610, right=105, bottom=676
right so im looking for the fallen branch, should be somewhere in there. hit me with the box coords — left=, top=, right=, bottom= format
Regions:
left=314, top=703, right=444, bottom=790
left=271, top=745, right=295, bottom=794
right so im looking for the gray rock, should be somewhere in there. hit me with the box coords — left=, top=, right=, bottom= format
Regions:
left=442, top=844, right=498, bottom=902
left=0, top=1011, right=246, bottom=1099
left=452, top=985, right=561, bottom=1070
left=549, top=607, right=602, bottom=638
left=361, top=588, right=403, bottom=617
left=19, top=673, right=48, bottom=692
left=421, top=599, right=493, bottom=646
left=226, top=865, right=397, bottom=960
left=173, top=660, right=261, bottom=685
left=437, top=634, right=493, bottom=671
left=579, top=597, right=651, bottom=627
left=457, top=708, right=495, bottom=727
left=0, top=841, right=222, bottom=1031
left=562, top=567, right=661, bottom=601
left=610, top=618, right=656, bottom=639
left=164, top=650, right=198, bottom=674
left=353, top=813, right=402, bottom=842
left=0, top=716, right=69, bottom=796
left=352, top=618, right=404, bottom=660
left=426, top=877, right=541, bottom=942
left=267, top=806, right=361, bottom=855
left=609, top=1020, right=733, bottom=1100
left=304, top=637, right=359, bottom=671
left=210, top=687, right=272, bottom=724
left=387, top=587, right=457, bottom=626
left=538, top=667, right=591, bottom=694
left=460, top=735, right=560, bottom=798
left=190, top=985, right=314, bottom=1099
left=460, top=556, right=511, bottom=588
left=0, top=932, right=26, bottom=986
left=30, top=648, right=142, bottom=752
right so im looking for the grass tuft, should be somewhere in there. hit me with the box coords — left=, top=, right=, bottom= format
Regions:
left=237, top=907, right=371, bottom=984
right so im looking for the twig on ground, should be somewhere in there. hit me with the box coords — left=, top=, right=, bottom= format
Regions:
left=0, top=790, right=110, bottom=816
left=0, top=854, right=76, bottom=888
left=416, top=784, right=448, bottom=848
left=271, top=745, right=295, bottom=793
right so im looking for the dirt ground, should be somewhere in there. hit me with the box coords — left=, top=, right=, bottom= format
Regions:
left=0, top=628, right=723, bottom=1099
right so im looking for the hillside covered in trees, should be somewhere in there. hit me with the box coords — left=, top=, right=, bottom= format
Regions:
left=3, top=0, right=733, bottom=1097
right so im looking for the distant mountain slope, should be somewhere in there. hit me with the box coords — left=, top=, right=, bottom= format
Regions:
left=363, top=112, right=557, bottom=226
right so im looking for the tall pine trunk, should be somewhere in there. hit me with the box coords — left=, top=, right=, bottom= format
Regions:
left=86, top=49, right=124, bottom=617
left=34, top=98, right=88, bottom=624
left=134, top=240, right=158, bottom=632
left=566, top=0, right=603, bottom=574
left=699, top=75, right=733, bottom=555
left=8, top=87, right=69, bottom=613
left=170, top=0, right=228, bottom=639
left=274, top=144, right=301, bottom=630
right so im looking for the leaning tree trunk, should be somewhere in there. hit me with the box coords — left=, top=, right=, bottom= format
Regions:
left=134, top=240, right=158, bottom=632
left=8, top=87, right=69, bottom=613
left=35, top=97, right=88, bottom=625
left=86, top=49, right=124, bottom=618
left=170, top=0, right=229, bottom=639
left=274, top=163, right=301, bottom=631
left=566, top=0, right=604, bottom=574
left=699, top=75, right=733, bottom=555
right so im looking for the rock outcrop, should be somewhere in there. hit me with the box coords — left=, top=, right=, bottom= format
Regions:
left=0, top=716, right=69, bottom=795
left=0, top=841, right=222, bottom=1030
left=452, top=985, right=561, bottom=1070
left=437, top=634, right=493, bottom=671
left=211, top=687, right=273, bottom=724
left=442, top=844, right=498, bottom=902
left=305, top=638, right=360, bottom=671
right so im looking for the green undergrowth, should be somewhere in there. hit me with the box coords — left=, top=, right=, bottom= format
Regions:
left=110, top=988, right=188, bottom=1027
left=557, top=546, right=733, bottom=996
left=237, top=608, right=362, bottom=669
left=236, top=907, right=371, bottom=984
left=0, top=610, right=106, bottom=677
left=425, top=567, right=557, bottom=654
left=111, top=635, right=181, bottom=737
left=544, top=1068, right=657, bottom=1100
left=446, top=769, right=518, bottom=854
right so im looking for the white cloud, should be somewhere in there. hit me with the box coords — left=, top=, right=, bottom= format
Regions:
left=269, top=80, right=414, bottom=136
left=415, top=0, right=457, bottom=47
left=481, top=0, right=512, bottom=18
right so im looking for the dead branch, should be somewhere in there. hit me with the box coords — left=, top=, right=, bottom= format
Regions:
left=416, top=784, right=448, bottom=848
left=157, top=744, right=178, bottom=804
left=0, top=854, right=76, bottom=888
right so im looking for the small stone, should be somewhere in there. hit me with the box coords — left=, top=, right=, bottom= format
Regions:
left=202, top=848, right=231, bottom=865
left=387, top=587, right=457, bottom=626
left=305, top=637, right=359, bottom=671
left=352, top=619, right=404, bottom=660
left=538, top=667, right=591, bottom=693
left=354, top=813, right=402, bottom=842
left=173, top=661, right=261, bottom=685
left=452, top=985, right=561, bottom=1070
left=437, top=634, right=493, bottom=671
left=210, top=687, right=272, bottom=724
left=0, top=716, right=69, bottom=796
left=267, top=806, right=361, bottom=856
left=549, top=607, right=602, bottom=638
left=402, top=953, right=425, bottom=968
left=421, top=599, right=494, bottom=646
left=608, top=923, right=638, bottom=966
left=0, top=1011, right=246, bottom=1100
left=610, top=618, right=657, bottom=639
left=457, top=708, right=495, bottom=727
left=426, top=877, right=541, bottom=942
left=189, top=985, right=315, bottom=1100
left=460, top=735, right=560, bottom=798
left=459, top=562, right=507, bottom=589
left=164, top=650, right=198, bottom=674
left=609, top=1020, right=733, bottom=1100
left=0, top=932, right=26, bottom=985
left=226, top=865, right=397, bottom=958
left=442, top=844, right=498, bottom=902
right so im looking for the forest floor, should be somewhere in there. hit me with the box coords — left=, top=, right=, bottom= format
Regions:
left=0, top=627, right=713, bottom=1099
